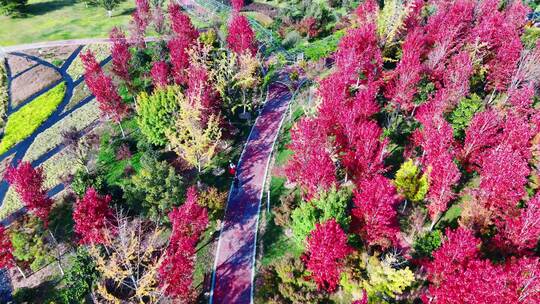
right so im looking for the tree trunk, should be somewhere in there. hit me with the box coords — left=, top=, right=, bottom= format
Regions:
left=107, top=10, right=112, bottom=18
left=118, top=121, right=125, bottom=138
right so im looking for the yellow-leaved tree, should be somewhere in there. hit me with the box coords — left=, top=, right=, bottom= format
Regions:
left=88, top=211, right=166, bottom=304
left=166, top=91, right=222, bottom=173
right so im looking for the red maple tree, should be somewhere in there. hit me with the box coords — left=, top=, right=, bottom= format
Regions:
left=285, top=118, right=336, bottom=199
left=160, top=186, right=208, bottom=299
left=385, top=27, right=425, bottom=113
left=231, top=0, right=243, bottom=12
left=168, top=3, right=199, bottom=42
left=109, top=27, right=132, bottom=83
left=0, top=225, right=14, bottom=269
left=227, top=13, right=257, bottom=55
left=425, top=227, right=540, bottom=304
left=73, top=187, right=114, bottom=245
left=151, top=61, right=169, bottom=88
left=168, top=37, right=193, bottom=85
left=352, top=175, right=400, bottom=249
left=492, top=191, right=540, bottom=254
left=304, top=219, right=352, bottom=292
left=5, top=162, right=53, bottom=226
left=81, top=50, right=129, bottom=128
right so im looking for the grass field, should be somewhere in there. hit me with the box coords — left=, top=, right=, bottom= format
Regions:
left=0, top=0, right=135, bottom=46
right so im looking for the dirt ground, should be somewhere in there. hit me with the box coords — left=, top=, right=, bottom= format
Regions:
left=24, top=45, right=80, bottom=67
left=6, top=55, right=35, bottom=76
left=10, top=65, right=61, bottom=107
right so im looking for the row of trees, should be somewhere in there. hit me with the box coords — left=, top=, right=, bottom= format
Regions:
left=261, top=0, right=540, bottom=302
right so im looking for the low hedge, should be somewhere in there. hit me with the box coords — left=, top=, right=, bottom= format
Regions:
left=0, top=82, right=66, bottom=155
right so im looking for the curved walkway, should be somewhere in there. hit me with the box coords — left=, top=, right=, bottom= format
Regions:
left=1, top=37, right=160, bottom=53
left=0, top=46, right=109, bottom=222
left=209, top=80, right=291, bottom=303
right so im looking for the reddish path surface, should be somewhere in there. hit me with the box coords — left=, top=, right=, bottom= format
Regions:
left=210, top=81, right=291, bottom=304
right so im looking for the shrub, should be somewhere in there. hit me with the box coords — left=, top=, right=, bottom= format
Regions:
left=57, top=248, right=99, bottom=303
left=122, top=153, right=185, bottom=222
left=70, top=168, right=108, bottom=198
left=394, top=159, right=429, bottom=203
left=0, top=82, right=66, bottom=154
left=447, top=94, right=483, bottom=140
left=198, top=186, right=227, bottom=220
left=0, top=0, right=27, bottom=16
left=281, top=31, right=302, bottom=49
left=9, top=216, right=54, bottom=272
left=413, top=230, right=443, bottom=258
left=290, top=187, right=351, bottom=246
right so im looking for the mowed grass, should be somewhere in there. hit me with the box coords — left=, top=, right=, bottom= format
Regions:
left=0, top=0, right=135, bottom=46
left=0, top=82, right=66, bottom=154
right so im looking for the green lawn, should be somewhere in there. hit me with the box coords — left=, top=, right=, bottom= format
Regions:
left=0, top=0, right=135, bottom=46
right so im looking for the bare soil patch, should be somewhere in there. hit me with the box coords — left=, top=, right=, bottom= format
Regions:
left=6, top=55, right=35, bottom=76
left=10, top=65, right=61, bottom=107
left=23, top=45, right=80, bottom=67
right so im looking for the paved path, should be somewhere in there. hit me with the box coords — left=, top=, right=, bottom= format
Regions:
left=1, top=37, right=160, bottom=53
left=210, top=80, right=291, bottom=304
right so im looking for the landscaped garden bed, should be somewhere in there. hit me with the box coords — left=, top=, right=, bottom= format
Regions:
left=23, top=45, right=80, bottom=67
left=0, top=82, right=66, bottom=154
left=9, top=65, right=61, bottom=107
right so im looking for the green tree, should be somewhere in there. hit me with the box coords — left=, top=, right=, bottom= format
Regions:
left=394, top=159, right=428, bottom=203
left=166, top=94, right=222, bottom=173
left=290, top=187, right=351, bottom=246
left=341, top=254, right=415, bottom=303
left=0, top=0, right=27, bottom=16
left=447, top=93, right=483, bottom=139
left=9, top=216, right=54, bottom=272
left=413, top=230, right=442, bottom=258
left=123, top=154, right=185, bottom=222
left=70, top=168, right=107, bottom=198
left=270, top=254, right=328, bottom=303
left=135, top=86, right=181, bottom=146
left=96, top=0, right=123, bottom=17
left=57, top=247, right=99, bottom=303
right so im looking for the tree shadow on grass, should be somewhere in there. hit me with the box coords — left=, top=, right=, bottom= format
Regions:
left=24, top=0, right=76, bottom=17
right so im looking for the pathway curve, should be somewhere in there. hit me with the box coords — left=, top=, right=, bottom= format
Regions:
left=209, top=80, right=291, bottom=304
left=1, top=37, right=160, bottom=53
left=0, top=47, right=110, bottom=223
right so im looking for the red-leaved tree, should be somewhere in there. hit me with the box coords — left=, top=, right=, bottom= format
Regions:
left=385, top=27, right=425, bottom=113
left=227, top=13, right=257, bottom=56
left=231, top=0, right=243, bottom=12
left=168, top=37, right=193, bottom=86
left=159, top=186, right=208, bottom=299
left=304, top=219, right=352, bottom=292
left=0, top=225, right=14, bottom=269
left=81, top=50, right=130, bottom=136
left=73, top=188, right=114, bottom=245
left=352, top=175, right=400, bottom=249
left=151, top=61, right=169, bottom=88
left=186, top=64, right=218, bottom=115
left=109, top=27, right=132, bottom=83
left=285, top=118, right=336, bottom=199
left=5, top=162, right=53, bottom=226
left=492, top=191, right=540, bottom=254
left=425, top=227, right=540, bottom=303
left=169, top=3, right=199, bottom=42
